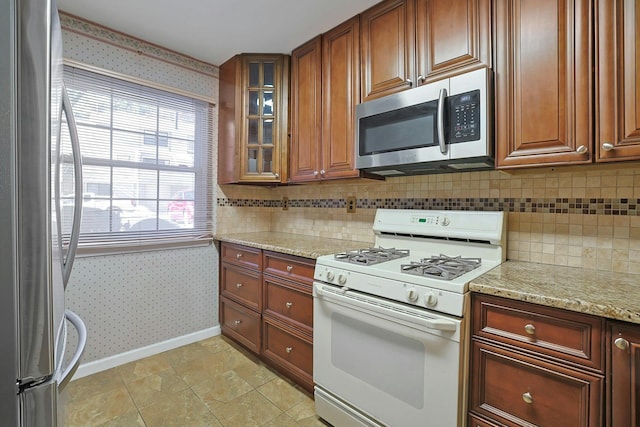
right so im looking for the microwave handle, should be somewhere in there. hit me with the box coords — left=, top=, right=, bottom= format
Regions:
left=437, top=88, right=447, bottom=154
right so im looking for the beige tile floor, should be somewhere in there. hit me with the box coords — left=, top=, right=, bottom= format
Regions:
left=64, top=335, right=328, bottom=426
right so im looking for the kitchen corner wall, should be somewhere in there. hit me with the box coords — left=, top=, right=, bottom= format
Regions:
left=60, top=12, right=220, bottom=364
left=217, top=163, right=640, bottom=275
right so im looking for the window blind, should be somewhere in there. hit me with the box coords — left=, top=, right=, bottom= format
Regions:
left=60, top=66, right=213, bottom=250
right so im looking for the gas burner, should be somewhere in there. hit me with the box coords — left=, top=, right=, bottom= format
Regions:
left=401, top=254, right=482, bottom=280
left=334, top=247, right=410, bottom=266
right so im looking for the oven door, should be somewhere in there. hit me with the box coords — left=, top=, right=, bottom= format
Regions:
left=313, top=282, right=465, bottom=427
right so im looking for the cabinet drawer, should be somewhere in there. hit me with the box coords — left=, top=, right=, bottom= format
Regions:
left=221, top=263, right=261, bottom=311
left=221, top=242, right=262, bottom=270
left=472, top=294, right=604, bottom=372
left=220, top=296, right=261, bottom=354
left=263, top=276, right=312, bottom=334
left=263, top=251, right=315, bottom=285
left=262, top=316, right=313, bottom=390
left=470, top=341, right=603, bottom=427
left=468, top=414, right=500, bottom=427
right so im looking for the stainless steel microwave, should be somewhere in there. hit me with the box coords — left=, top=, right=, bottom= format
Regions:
left=355, top=68, right=493, bottom=176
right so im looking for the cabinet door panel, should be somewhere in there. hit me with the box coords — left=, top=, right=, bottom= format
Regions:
left=416, top=0, right=491, bottom=83
left=470, top=341, right=603, bottom=427
left=495, top=0, right=592, bottom=168
left=597, top=0, right=640, bottom=161
left=322, top=17, right=360, bottom=179
left=608, top=321, right=640, bottom=427
left=290, top=37, right=322, bottom=182
left=360, top=0, right=415, bottom=101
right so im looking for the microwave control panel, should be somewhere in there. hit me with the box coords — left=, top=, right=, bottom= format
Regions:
left=449, top=89, right=480, bottom=143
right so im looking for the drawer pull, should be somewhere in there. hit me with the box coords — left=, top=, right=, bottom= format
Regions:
left=522, top=392, right=533, bottom=404
left=236, top=253, right=243, bottom=259
left=615, top=337, right=629, bottom=350
left=236, top=283, right=243, bottom=288
left=286, top=265, right=294, bottom=272
left=285, top=346, right=293, bottom=353
left=234, top=320, right=242, bottom=325
left=285, top=302, right=293, bottom=309
left=524, top=324, right=536, bottom=335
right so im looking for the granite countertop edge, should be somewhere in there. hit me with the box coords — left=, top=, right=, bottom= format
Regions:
left=214, top=232, right=373, bottom=260
left=469, top=260, right=640, bottom=325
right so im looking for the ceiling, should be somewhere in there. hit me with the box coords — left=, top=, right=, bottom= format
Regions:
left=57, top=0, right=381, bottom=66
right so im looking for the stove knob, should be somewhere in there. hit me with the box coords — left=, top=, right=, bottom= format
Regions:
left=326, top=271, right=335, bottom=281
left=338, top=274, right=347, bottom=285
left=425, top=292, right=438, bottom=307
left=406, top=288, right=419, bottom=302
left=441, top=217, right=450, bottom=227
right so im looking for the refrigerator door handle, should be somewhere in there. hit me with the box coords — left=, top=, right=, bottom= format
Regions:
left=59, top=309, right=87, bottom=389
left=61, top=83, right=83, bottom=288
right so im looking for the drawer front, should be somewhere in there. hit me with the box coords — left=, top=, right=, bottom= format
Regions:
left=468, top=414, right=500, bottom=427
left=221, top=264, right=261, bottom=311
left=264, top=277, right=312, bottom=333
left=221, top=242, right=262, bottom=270
left=472, top=294, right=604, bottom=371
left=220, top=296, right=261, bottom=354
left=263, top=251, right=315, bottom=285
left=262, top=317, right=313, bottom=388
left=470, top=341, right=603, bottom=427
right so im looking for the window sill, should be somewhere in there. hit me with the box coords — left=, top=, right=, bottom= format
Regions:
left=75, top=235, right=213, bottom=257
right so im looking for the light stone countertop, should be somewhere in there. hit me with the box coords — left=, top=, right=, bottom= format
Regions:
left=470, top=260, right=640, bottom=324
left=214, top=232, right=373, bottom=259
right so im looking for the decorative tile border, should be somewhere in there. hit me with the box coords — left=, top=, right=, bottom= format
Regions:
left=217, top=197, right=640, bottom=215
left=60, top=12, right=218, bottom=77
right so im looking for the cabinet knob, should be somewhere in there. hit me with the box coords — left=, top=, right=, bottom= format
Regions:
left=615, top=337, right=629, bottom=350
left=576, top=145, right=587, bottom=154
left=285, top=346, right=293, bottom=353
left=405, top=78, right=413, bottom=86
left=524, top=324, right=536, bottom=335
left=602, top=142, right=615, bottom=151
left=522, top=392, right=533, bottom=404
left=274, top=173, right=280, bottom=179
left=320, top=169, right=326, bottom=176
left=236, top=253, right=243, bottom=259
left=236, top=283, right=243, bottom=288
left=286, top=265, right=294, bottom=272
left=285, top=302, right=293, bottom=309
left=417, top=74, right=425, bottom=83
left=313, top=170, right=319, bottom=176
left=234, top=320, right=242, bottom=325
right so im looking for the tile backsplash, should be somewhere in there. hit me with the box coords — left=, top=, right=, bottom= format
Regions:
left=217, top=164, right=640, bottom=274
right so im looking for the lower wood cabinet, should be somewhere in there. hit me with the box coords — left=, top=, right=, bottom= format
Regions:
left=608, top=321, right=640, bottom=426
left=219, top=242, right=314, bottom=392
left=470, top=294, right=605, bottom=426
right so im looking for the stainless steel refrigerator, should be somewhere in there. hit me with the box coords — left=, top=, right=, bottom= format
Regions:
left=0, top=0, right=87, bottom=425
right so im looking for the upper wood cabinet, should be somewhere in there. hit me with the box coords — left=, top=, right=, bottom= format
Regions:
left=360, top=0, right=491, bottom=102
left=217, top=54, right=289, bottom=184
left=290, top=17, right=361, bottom=182
left=415, top=0, right=492, bottom=84
left=494, top=0, right=593, bottom=168
left=596, top=0, right=640, bottom=162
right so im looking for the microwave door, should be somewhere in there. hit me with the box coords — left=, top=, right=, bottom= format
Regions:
left=447, top=68, right=492, bottom=162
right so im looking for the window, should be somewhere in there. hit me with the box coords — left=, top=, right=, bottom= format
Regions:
left=60, top=66, right=213, bottom=250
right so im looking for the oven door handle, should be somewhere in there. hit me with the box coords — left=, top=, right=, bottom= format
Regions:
left=314, top=283, right=457, bottom=332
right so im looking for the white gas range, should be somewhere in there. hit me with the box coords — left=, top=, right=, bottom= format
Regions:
left=313, top=209, right=506, bottom=427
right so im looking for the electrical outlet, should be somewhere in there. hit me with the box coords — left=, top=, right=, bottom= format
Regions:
left=282, top=197, right=289, bottom=211
left=346, top=196, right=356, bottom=213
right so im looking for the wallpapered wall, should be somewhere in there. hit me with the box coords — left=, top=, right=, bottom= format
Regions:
left=60, top=12, right=220, bottom=364
left=218, top=164, right=640, bottom=275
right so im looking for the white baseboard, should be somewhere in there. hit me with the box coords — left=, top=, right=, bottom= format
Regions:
left=72, top=326, right=221, bottom=380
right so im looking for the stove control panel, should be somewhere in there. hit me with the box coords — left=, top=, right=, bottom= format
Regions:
left=313, top=263, right=466, bottom=317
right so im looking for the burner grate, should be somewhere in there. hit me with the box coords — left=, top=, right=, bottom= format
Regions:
left=334, top=247, right=410, bottom=266
left=401, top=254, right=481, bottom=280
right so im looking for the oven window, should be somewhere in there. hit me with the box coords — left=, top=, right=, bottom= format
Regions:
left=359, top=101, right=437, bottom=155
left=331, top=312, right=425, bottom=409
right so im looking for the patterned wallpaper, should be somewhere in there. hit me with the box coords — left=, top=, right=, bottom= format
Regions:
left=60, top=14, right=220, bottom=365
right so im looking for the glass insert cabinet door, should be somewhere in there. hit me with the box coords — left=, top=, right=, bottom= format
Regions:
left=240, top=55, right=289, bottom=182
